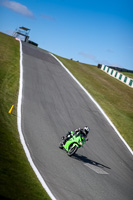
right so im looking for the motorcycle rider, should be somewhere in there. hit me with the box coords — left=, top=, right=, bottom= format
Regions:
left=62, top=126, right=90, bottom=145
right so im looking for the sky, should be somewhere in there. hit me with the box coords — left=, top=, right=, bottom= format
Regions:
left=0, top=0, right=133, bottom=70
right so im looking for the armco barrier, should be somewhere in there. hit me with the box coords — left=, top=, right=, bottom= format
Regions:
left=101, top=65, right=133, bottom=88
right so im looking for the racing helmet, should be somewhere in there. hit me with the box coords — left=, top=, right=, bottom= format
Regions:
left=83, top=126, right=90, bottom=136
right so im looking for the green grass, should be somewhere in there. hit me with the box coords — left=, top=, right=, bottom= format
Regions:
left=122, top=72, right=133, bottom=79
left=55, top=55, right=133, bottom=150
left=0, top=32, right=51, bottom=200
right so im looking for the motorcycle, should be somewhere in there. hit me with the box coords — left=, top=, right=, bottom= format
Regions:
left=59, top=134, right=88, bottom=156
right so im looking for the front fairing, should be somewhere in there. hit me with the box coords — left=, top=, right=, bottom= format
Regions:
left=63, top=134, right=85, bottom=152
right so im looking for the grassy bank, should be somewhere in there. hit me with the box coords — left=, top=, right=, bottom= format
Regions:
left=55, top=55, right=133, bottom=150
left=0, top=32, right=51, bottom=200
left=122, top=72, right=133, bottom=79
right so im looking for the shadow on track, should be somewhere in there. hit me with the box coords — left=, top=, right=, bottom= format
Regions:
left=72, top=154, right=111, bottom=170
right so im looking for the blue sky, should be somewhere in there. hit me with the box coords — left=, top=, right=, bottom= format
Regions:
left=0, top=0, right=133, bottom=70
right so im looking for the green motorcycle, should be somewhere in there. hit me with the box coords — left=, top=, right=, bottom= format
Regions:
left=59, top=133, right=88, bottom=156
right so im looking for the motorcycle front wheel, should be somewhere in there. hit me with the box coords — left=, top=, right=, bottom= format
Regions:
left=68, top=144, right=78, bottom=156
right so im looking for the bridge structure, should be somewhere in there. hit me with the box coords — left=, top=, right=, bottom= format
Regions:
left=13, top=26, right=30, bottom=42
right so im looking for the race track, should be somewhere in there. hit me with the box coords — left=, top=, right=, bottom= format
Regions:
left=21, top=42, right=133, bottom=200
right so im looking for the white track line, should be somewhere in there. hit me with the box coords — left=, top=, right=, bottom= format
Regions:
left=17, top=41, right=57, bottom=200
left=50, top=53, right=133, bottom=156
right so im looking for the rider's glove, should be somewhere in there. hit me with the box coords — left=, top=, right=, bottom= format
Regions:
left=75, top=128, right=80, bottom=133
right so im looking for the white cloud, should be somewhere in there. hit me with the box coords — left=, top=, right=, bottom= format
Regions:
left=79, top=52, right=97, bottom=60
left=0, top=0, right=34, bottom=18
left=79, top=51, right=121, bottom=67
left=40, top=14, right=55, bottom=21
left=79, top=52, right=99, bottom=64
left=106, top=49, right=114, bottom=53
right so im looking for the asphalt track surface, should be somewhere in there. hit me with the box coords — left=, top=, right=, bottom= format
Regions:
left=21, top=42, right=133, bottom=200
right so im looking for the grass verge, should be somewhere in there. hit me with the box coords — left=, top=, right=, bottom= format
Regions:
left=55, top=55, right=133, bottom=150
left=0, top=32, right=51, bottom=200
left=122, top=72, right=133, bottom=79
